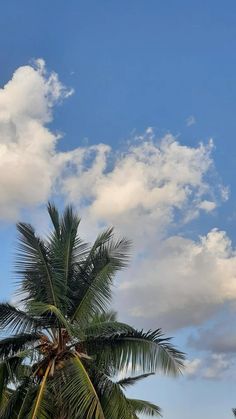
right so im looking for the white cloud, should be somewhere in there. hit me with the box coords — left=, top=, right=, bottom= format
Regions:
left=60, top=134, right=220, bottom=244
left=204, top=354, right=232, bottom=379
left=115, top=229, right=236, bottom=330
left=198, top=200, right=216, bottom=212
left=188, top=316, right=236, bottom=354
left=187, top=318, right=236, bottom=379
left=186, top=115, right=196, bottom=127
left=0, top=59, right=72, bottom=219
left=0, top=60, right=222, bottom=232
left=185, top=358, right=202, bottom=377
left=185, top=354, right=233, bottom=380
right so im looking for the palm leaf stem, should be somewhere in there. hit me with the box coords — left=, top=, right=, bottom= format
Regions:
left=31, top=362, right=51, bottom=419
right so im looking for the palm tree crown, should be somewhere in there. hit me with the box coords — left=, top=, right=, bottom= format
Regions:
left=0, top=203, right=185, bottom=418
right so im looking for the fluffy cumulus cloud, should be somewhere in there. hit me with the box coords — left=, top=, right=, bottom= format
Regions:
left=116, top=229, right=236, bottom=330
left=0, top=60, right=223, bottom=229
left=61, top=132, right=223, bottom=242
left=0, top=59, right=72, bottom=219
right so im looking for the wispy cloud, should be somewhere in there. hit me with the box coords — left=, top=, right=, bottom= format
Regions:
left=186, top=115, right=196, bottom=127
left=185, top=354, right=234, bottom=380
left=189, top=317, right=236, bottom=355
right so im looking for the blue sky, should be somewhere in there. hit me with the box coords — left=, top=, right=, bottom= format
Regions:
left=1, top=1, right=236, bottom=417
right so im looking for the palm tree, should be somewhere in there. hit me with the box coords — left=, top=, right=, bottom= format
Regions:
left=0, top=203, right=185, bottom=418
left=233, top=409, right=236, bottom=417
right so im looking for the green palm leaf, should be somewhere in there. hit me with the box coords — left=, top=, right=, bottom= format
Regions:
left=0, top=304, right=42, bottom=334
left=60, top=205, right=81, bottom=283
left=90, top=310, right=118, bottom=323
left=93, top=371, right=135, bottom=419
left=84, top=320, right=135, bottom=338
left=0, top=356, right=26, bottom=409
left=28, top=302, right=73, bottom=336
left=16, top=223, right=58, bottom=307
left=71, top=231, right=131, bottom=324
left=59, top=356, right=105, bottom=419
left=47, top=202, right=88, bottom=315
left=0, top=333, right=41, bottom=359
left=85, top=329, right=185, bottom=375
left=30, top=363, right=51, bottom=419
left=0, top=362, right=11, bottom=406
left=117, top=373, right=155, bottom=389
left=127, top=398, right=162, bottom=417
left=47, top=203, right=61, bottom=238
left=0, top=377, right=31, bottom=419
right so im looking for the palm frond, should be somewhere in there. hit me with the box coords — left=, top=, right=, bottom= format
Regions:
left=0, top=333, right=41, bottom=359
left=0, top=362, right=10, bottom=406
left=0, top=387, right=12, bottom=415
left=28, top=303, right=72, bottom=336
left=84, top=320, right=135, bottom=338
left=0, top=377, right=32, bottom=419
left=71, top=230, right=131, bottom=324
left=233, top=408, right=236, bottom=417
left=85, top=329, right=185, bottom=376
left=94, top=370, right=135, bottom=419
left=13, top=378, right=54, bottom=419
left=47, top=203, right=88, bottom=315
left=15, top=222, right=58, bottom=307
left=0, top=356, right=26, bottom=408
left=0, top=304, right=42, bottom=334
left=30, top=363, right=51, bottom=419
left=47, top=202, right=60, bottom=238
left=60, top=205, right=82, bottom=278
left=117, top=372, right=155, bottom=389
left=90, top=310, right=118, bottom=323
left=58, top=356, right=105, bottom=419
left=127, top=398, right=162, bottom=417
